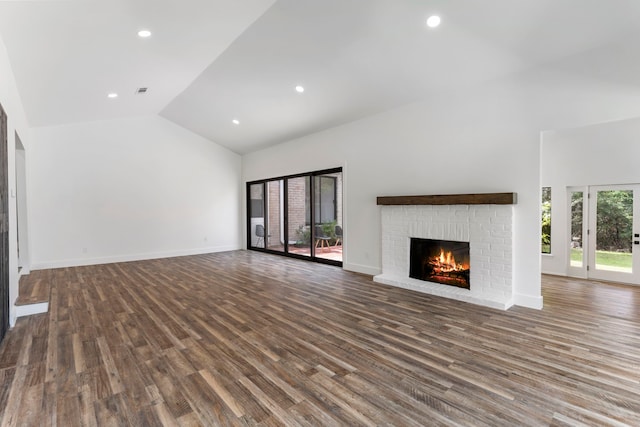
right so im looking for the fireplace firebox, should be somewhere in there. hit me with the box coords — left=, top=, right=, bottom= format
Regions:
left=409, top=238, right=470, bottom=289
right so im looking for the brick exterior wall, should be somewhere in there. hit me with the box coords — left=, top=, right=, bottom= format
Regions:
left=374, top=205, right=514, bottom=310
left=266, top=181, right=282, bottom=248
left=287, top=177, right=308, bottom=243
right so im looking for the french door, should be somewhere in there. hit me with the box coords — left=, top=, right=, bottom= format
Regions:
left=568, top=185, right=640, bottom=284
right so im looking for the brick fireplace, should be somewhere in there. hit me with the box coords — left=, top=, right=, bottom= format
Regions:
left=374, top=193, right=516, bottom=310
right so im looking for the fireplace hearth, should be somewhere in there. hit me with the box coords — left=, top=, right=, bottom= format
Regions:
left=409, top=238, right=470, bottom=289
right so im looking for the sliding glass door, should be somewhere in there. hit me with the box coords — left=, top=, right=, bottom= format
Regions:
left=248, top=183, right=265, bottom=248
left=266, top=180, right=284, bottom=252
left=247, top=168, right=342, bottom=266
left=287, top=176, right=311, bottom=258
left=314, top=172, right=342, bottom=262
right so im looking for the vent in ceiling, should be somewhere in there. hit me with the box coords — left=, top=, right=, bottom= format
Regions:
left=136, top=87, right=148, bottom=94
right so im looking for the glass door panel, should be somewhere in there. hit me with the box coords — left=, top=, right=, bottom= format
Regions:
left=569, top=190, right=585, bottom=270
left=266, top=180, right=284, bottom=252
left=588, top=185, right=640, bottom=284
left=314, top=172, right=342, bottom=262
left=595, top=189, right=632, bottom=273
left=287, top=176, right=311, bottom=257
left=248, top=183, right=265, bottom=248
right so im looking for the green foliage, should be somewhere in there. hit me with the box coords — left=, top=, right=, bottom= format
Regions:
left=595, top=250, right=632, bottom=269
left=570, top=248, right=583, bottom=262
left=320, top=220, right=337, bottom=240
left=295, top=225, right=310, bottom=246
left=571, top=248, right=632, bottom=269
left=596, top=190, right=633, bottom=252
left=541, top=187, right=551, bottom=254
left=296, top=221, right=338, bottom=246
left=570, top=192, right=584, bottom=245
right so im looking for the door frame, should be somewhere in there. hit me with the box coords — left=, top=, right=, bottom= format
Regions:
left=567, top=184, right=640, bottom=285
left=246, top=167, right=343, bottom=267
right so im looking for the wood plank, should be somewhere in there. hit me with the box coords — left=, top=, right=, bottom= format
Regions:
left=376, top=192, right=517, bottom=205
left=0, top=252, right=638, bottom=426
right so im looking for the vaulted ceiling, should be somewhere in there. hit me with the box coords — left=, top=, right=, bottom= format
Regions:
left=2, top=0, right=640, bottom=154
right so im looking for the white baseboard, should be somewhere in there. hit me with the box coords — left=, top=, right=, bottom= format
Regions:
left=31, top=245, right=241, bottom=270
left=541, top=269, right=565, bottom=276
left=343, top=262, right=381, bottom=276
left=514, top=293, right=544, bottom=310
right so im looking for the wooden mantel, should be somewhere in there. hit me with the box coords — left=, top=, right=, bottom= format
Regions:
left=376, top=192, right=517, bottom=206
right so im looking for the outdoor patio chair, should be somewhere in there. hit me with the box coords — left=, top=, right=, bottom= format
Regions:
left=335, top=225, right=343, bottom=246
left=256, top=224, right=266, bottom=247
left=314, top=225, right=331, bottom=251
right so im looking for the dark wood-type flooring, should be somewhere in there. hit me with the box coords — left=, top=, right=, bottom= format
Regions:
left=0, top=251, right=639, bottom=426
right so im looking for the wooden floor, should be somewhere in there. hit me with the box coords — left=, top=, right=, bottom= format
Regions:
left=1, top=251, right=639, bottom=426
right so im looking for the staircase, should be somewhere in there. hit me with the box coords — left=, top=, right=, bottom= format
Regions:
left=15, top=270, right=50, bottom=318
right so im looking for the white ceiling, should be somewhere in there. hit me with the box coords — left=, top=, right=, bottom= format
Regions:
left=0, top=0, right=275, bottom=127
left=2, top=0, right=640, bottom=154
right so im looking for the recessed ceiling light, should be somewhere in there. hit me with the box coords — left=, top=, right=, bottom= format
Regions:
left=107, top=93, right=118, bottom=98
left=232, top=119, right=240, bottom=125
left=295, top=85, right=305, bottom=93
left=138, top=30, right=152, bottom=38
left=426, top=15, right=441, bottom=28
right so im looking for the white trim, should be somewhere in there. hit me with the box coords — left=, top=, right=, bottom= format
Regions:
left=31, top=245, right=240, bottom=270
left=513, top=293, right=543, bottom=309
left=343, top=262, right=380, bottom=276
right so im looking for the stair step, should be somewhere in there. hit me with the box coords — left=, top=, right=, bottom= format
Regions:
left=16, top=270, right=51, bottom=310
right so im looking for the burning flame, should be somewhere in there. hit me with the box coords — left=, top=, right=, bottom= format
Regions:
left=431, top=248, right=468, bottom=273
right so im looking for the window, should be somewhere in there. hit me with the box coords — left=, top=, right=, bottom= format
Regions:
left=314, top=176, right=337, bottom=224
left=541, top=187, right=551, bottom=254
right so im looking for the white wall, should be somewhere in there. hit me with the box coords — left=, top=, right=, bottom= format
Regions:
left=0, top=34, right=31, bottom=326
left=541, top=117, right=640, bottom=275
left=30, top=115, right=242, bottom=268
left=243, top=64, right=640, bottom=309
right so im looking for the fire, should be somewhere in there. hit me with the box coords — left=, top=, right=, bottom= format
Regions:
left=431, top=248, right=467, bottom=273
